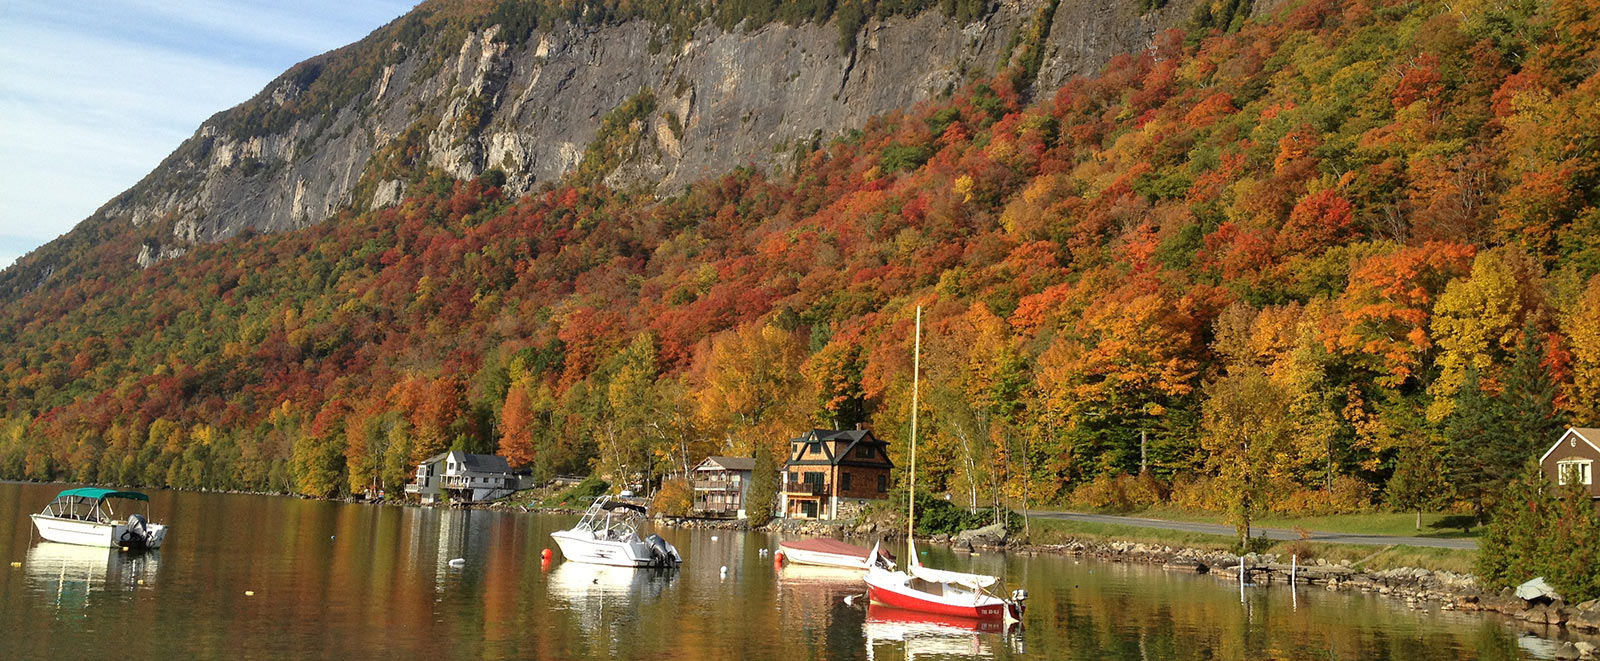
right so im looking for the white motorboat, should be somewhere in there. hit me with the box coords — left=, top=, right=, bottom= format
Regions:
left=549, top=496, right=681, bottom=568
left=29, top=487, right=169, bottom=550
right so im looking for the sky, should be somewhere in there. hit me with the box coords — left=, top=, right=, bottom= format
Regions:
left=0, top=1, right=420, bottom=270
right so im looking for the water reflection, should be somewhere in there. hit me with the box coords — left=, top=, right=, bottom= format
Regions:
left=864, top=604, right=1020, bottom=659
left=547, top=562, right=676, bottom=653
left=0, top=482, right=1575, bottom=659
left=25, top=542, right=160, bottom=608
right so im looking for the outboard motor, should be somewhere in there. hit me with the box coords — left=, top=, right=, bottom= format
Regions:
left=645, top=534, right=681, bottom=567
left=119, top=513, right=150, bottom=549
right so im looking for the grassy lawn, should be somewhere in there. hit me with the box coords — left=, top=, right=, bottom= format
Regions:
left=1081, top=505, right=1482, bottom=539
left=1025, top=517, right=1478, bottom=574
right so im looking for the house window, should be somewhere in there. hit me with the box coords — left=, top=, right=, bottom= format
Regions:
left=842, top=472, right=852, bottom=491
left=1558, top=459, right=1594, bottom=486
left=800, top=500, right=818, bottom=518
left=805, top=472, right=825, bottom=492
left=788, top=471, right=798, bottom=487
left=809, top=442, right=822, bottom=455
left=877, top=475, right=887, bottom=492
left=858, top=446, right=874, bottom=459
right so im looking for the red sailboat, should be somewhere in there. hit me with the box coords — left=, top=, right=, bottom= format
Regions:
left=862, top=306, right=1026, bottom=623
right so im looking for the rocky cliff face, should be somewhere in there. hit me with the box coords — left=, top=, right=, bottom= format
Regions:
left=13, top=0, right=1217, bottom=289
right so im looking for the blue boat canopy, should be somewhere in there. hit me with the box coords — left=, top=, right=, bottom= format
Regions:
left=53, top=487, right=149, bottom=502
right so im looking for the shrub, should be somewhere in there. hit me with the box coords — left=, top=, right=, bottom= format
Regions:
left=911, top=490, right=1021, bottom=536
left=651, top=478, right=692, bottom=516
left=1169, top=474, right=1219, bottom=511
left=543, top=475, right=609, bottom=507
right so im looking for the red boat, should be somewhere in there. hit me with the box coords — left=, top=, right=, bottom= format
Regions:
left=864, top=307, right=1026, bottom=623
left=862, top=541, right=1023, bottom=622
left=778, top=538, right=895, bottom=570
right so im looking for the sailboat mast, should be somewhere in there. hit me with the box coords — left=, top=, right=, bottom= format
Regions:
left=908, top=306, right=921, bottom=555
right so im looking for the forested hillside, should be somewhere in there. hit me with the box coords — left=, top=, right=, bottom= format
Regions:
left=1, top=0, right=1597, bottom=526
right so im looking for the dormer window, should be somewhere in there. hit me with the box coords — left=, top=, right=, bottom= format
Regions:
left=809, top=442, right=822, bottom=455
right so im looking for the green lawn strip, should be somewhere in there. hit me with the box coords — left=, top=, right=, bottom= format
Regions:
left=1026, top=518, right=1478, bottom=575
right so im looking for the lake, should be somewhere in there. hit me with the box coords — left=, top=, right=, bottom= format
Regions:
left=0, top=481, right=1562, bottom=659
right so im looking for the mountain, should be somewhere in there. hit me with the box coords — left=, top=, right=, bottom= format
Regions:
left=0, top=0, right=1596, bottom=514
left=1, top=0, right=1209, bottom=298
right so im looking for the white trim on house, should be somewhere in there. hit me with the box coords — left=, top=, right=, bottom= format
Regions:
left=1539, top=428, right=1600, bottom=464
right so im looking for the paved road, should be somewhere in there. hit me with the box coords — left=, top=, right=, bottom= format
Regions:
left=1025, top=510, right=1478, bottom=550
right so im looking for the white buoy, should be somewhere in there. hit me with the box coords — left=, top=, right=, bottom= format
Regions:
left=449, top=558, right=466, bottom=567
left=720, top=565, right=728, bottom=578
left=711, top=535, right=718, bottom=541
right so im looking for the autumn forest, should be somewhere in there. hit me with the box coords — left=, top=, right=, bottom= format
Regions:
left=2, top=0, right=1599, bottom=537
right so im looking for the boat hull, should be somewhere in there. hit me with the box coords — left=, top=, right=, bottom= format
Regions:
left=550, top=530, right=668, bottom=567
left=30, top=515, right=168, bottom=549
left=866, top=581, right=1008, bottom=620
left=781, top=546, right=869, bottom=570
left=31, top=515, right=115, bottom=547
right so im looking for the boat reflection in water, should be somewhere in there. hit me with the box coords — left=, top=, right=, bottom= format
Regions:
left=776, top=562, right=865, bottom=588
left=546, top=560, right=676, bottom=640
left=25, top=542, right=161, bottom=609
left=864, top=603, right=1023, bottom=659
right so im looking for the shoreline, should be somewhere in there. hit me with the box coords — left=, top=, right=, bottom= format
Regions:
left=656, top=514, right=1600, bottom=656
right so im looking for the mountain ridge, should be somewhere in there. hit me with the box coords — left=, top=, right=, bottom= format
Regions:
left=1, top=0, right=1204, bottom=299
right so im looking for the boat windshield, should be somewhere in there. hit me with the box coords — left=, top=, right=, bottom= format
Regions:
left=42, top=495, right=115, bottom=523
left=573, top=496, right=646, bottom=539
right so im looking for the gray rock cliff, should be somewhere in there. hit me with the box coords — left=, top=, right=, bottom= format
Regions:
left=11, top=0, right=1234, bottom=288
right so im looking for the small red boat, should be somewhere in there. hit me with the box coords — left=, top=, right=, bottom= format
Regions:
left=863, top=541, right=1024, bottom=622
left=862, top=306, right=1026, bottom=624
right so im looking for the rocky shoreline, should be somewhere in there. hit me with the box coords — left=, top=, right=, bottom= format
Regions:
left=654, top=514, right=1600, bottom=658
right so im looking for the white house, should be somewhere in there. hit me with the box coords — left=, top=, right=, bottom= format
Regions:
left=405, top=450, right=524, bottom=504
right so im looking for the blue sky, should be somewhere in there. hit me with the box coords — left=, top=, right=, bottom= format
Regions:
left=0, top=1, right=418, bottom=269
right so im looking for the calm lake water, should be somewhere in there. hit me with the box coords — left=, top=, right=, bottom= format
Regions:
left=0, top=481, right=1566, bottom=659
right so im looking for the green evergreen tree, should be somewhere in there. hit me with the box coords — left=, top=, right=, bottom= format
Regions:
left=1476, top=462, right=1555, bottom=590
left=1543, top=468, right=1600, bottom=602
left=1444, top=368, right=1513, bottom=522
left=746, top=444, right=779, bottom=526
left=1499, top=324, right=1564, bottom=460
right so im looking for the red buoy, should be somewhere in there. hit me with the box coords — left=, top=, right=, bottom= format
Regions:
left=541, top=548, right=553, bottom=561
left=773, top=549, right=785, bottom=569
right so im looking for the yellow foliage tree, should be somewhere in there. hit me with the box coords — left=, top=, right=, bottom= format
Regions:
left=1567, top=276, right=1600, bottom=425
left=1426, top=247, right=1545, bottom=421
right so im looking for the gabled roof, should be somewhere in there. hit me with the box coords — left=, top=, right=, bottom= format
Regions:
left=786, top=428, right=894, bottom=469
left=454, top=451, right=512, bottom=474
left=421, top=450, right=513, bottom=474
left=696, top=456, right=755, bottom=472
left=1540, top=428, right=1600, bottom=464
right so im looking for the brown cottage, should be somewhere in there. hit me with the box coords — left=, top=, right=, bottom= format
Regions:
left=691, top=456, right=755, bottom=518
left=1540, top=427, right=1600, bottom=509
left=781, top=429, right=894, bottom=520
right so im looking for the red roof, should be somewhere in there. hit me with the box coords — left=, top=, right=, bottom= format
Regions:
left=780, top=538, right=895, bottom=560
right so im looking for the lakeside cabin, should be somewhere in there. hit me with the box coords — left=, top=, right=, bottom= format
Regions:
left=780, top=428, right=893, bottom=520
left=406, top=450, right=526, bottom=504
left=691, top=456, right=755, bottom=518
left=1541, top=427, right=1600, bottom=510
